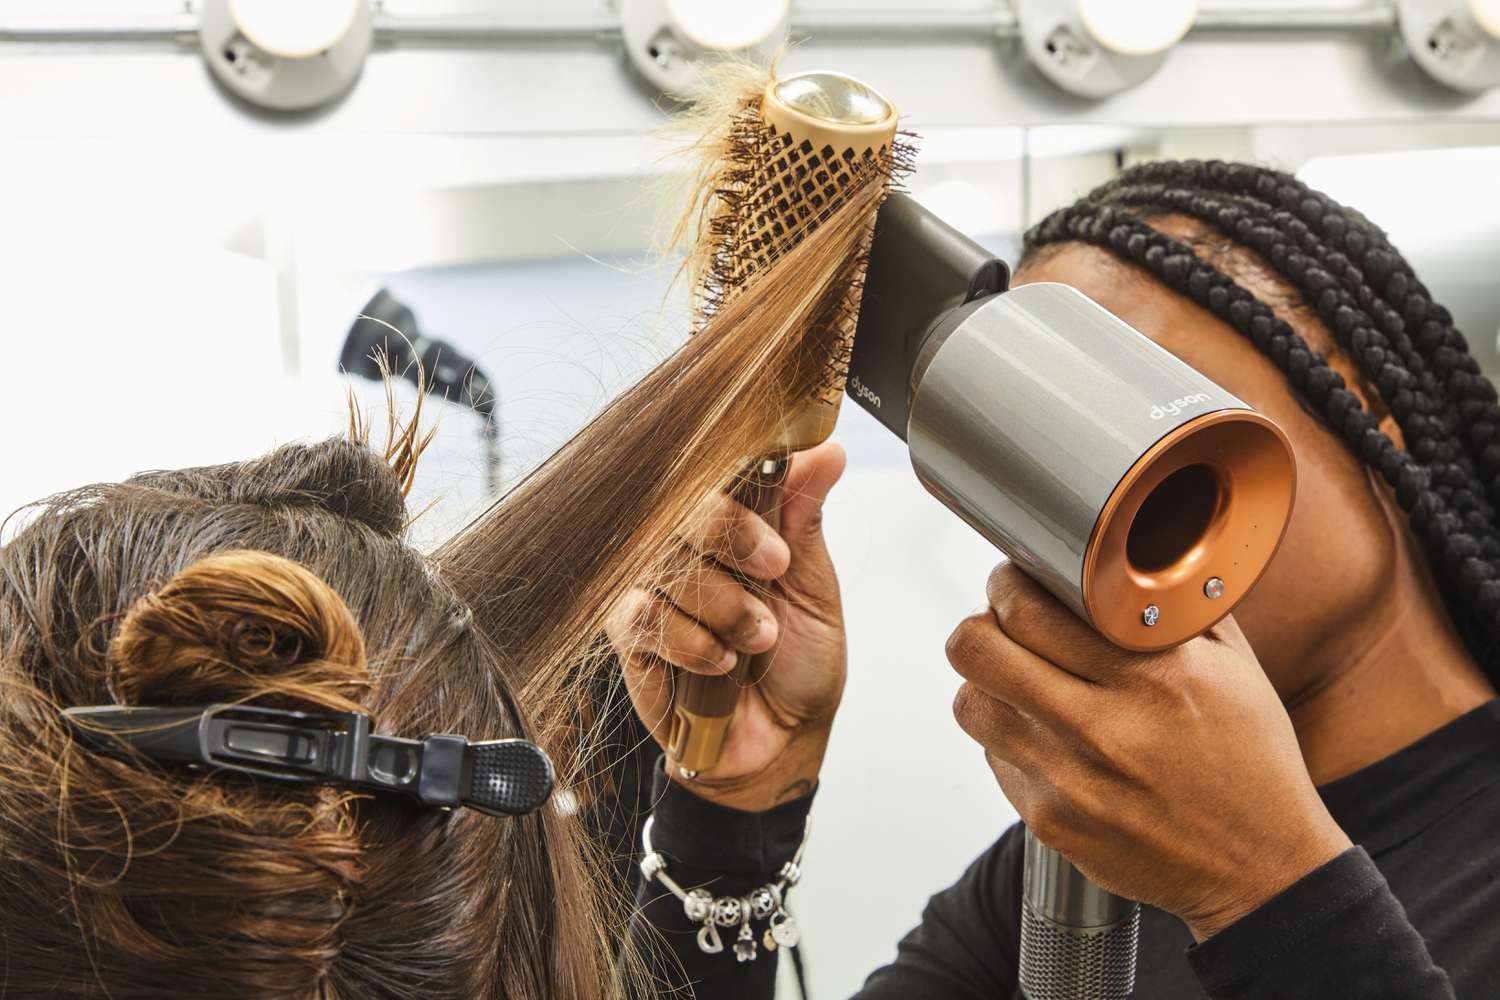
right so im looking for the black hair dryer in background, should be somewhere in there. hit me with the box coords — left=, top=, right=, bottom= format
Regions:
left=340, top=288, right=501, bottom=495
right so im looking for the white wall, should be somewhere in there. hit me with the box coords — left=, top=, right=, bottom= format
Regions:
left=807, top=421, right=1023, bottom=995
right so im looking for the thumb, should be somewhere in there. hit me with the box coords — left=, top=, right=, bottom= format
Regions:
left=780, top=441, right=846, bottom=545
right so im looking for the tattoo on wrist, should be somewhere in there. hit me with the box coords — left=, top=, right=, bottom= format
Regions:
left=776, top=778, right=814, bottom=803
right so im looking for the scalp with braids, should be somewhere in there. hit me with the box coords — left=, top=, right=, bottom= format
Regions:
left=1023, top=160, right=1500, bottom=672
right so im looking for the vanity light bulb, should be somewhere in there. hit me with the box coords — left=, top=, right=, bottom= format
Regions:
left=666, top=0, right=790, bottom=51
left=1471, top=0, right=1500, bottom=40
left=1077, top=0, right=1199, bottom=55
left=226, top=0, right=360, bottom=58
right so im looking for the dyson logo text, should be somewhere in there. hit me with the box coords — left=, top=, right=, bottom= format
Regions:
left=1149, top=393, right=1212, bottom=420
left=849, top=375, right=882, bottom=409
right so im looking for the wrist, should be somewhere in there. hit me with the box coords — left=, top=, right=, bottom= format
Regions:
left=1184, top=814, right=1352, bottom=941
left=671, top=728, right=829, bottom=812
left=648, top=751, right=815, bottom=881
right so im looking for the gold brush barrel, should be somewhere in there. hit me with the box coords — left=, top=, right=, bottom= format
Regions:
left=667, top=70, right=901, bottom=777
left=720, top=73, right=901, bottom=300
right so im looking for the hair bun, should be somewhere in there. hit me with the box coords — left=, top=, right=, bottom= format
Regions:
left=108, top=550, right=371, bottom=711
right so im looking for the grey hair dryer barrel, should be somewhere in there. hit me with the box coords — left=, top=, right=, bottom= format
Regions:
left=1020, top=830, right=1139, bottom=998
left=847, top=193, right=1297, bottom=1000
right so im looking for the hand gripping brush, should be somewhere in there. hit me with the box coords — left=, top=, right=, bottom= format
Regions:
left=666, top=70, right=909, bottom=778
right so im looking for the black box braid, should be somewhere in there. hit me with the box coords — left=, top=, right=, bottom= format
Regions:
left=1022, top=160, right=1500, bottom=672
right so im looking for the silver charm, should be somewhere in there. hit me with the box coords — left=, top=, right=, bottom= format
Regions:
left=697, top=921, right=724, bottom=954
left=683, top=888, right=714, bottom=923
left=638, top=810, right=813, bottom=964
left=734, top=921, right=757, bottom=962
left=748, top=885, right=778, bottom=919
left=712, top=895, right=744, bottom=927
left=769, top=911, right=801, bottom=948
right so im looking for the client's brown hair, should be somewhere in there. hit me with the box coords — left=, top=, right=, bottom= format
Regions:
left=1, top=438, right=603, bottom=998
left=0, top=163, right=882, bottom=996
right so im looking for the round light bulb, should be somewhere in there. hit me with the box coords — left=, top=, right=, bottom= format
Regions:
left=227, top=0, right=360, bottom=59
left=772, top=71, right=892, bottom=126
left=1471, top=0, right=1500, bottom=40
left=1077, top=0, right=1198, bottom=56
left=666, top=0, right=790, bottom=50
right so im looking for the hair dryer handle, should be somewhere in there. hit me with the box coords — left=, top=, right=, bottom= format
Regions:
left=1019, top=827, right=1140, bottom=1000
left=666, top=457, right=788, bottom=776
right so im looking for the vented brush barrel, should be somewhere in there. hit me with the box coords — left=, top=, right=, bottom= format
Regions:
left=722, top=71, right=900, bottom=303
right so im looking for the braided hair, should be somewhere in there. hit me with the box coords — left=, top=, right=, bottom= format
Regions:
left=1021, top=160, right=1500, bottom=673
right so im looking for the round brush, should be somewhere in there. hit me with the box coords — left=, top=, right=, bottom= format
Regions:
left=667, top=70, right=908, bottom=777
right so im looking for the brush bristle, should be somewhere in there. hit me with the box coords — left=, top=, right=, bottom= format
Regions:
left=668, top=68, right=913, bottom=405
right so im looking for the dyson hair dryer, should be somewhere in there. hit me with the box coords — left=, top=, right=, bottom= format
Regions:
left=846, top=193, right=1297, bottom=998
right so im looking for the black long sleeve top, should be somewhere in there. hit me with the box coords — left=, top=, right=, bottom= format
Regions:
left=632, top=698, right=1500, bottom=998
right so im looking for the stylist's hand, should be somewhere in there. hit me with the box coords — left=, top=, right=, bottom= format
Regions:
left=606, top=441, right=847, bottom=812
left=948, top=562, right=1352, bottom=941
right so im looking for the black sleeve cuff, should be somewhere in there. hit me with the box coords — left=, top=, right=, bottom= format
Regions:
left=646, top=755, right=817, bottom=879
left=1188, top=846, right=1454, bottom=999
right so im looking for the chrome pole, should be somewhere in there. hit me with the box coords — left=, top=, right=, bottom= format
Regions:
left=0, top=4, right=1403, bottom=48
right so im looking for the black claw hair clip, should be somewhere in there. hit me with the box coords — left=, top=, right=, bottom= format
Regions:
left=61, top=704, right=555, bottom=817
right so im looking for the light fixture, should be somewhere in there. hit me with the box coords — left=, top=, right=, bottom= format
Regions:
left=200, top=0, right=374, bottom=112
left=1017, top=0, right=1198, bottom=98
left=1399, top=0, right=1500, bottom=92
left=1477, top=0, right=1500, bottom=38
left=621, top=0, right=791, bottom=98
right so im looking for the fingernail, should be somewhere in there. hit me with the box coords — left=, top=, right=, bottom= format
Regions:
left=765, top=535, right=791, bottom=574
left=750, top=528, right=790, bottom=576
left=719, top=648, right=739, bottom=670
left=756, top=616, right=778, bottom=646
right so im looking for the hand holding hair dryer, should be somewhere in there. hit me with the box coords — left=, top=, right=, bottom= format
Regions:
left=846, top=192, right=1296, bottom=997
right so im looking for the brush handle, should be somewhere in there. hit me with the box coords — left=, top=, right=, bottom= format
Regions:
left=666, top=456, right=790, bottom=776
